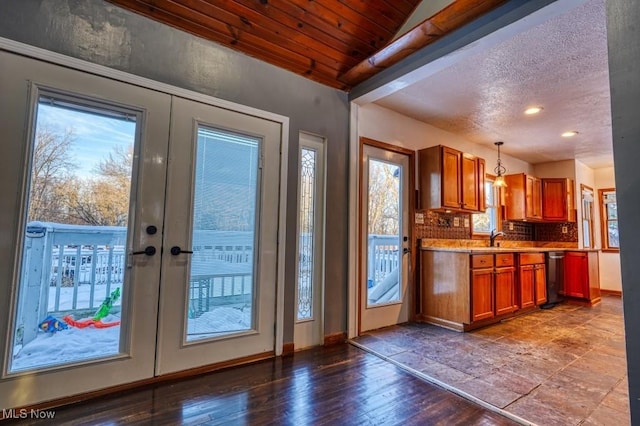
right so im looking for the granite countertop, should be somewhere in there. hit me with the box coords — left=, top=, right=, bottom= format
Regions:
left=418, top=245, right=600, bottom=254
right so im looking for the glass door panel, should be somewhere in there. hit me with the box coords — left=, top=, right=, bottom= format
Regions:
left=10, top=93, right=138, bottom=372
left=366, top=159, right=402, bottom=306
left=187, top=126, right=259, bottom=342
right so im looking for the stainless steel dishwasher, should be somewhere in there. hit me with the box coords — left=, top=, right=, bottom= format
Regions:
left=541, top=251, right=565, bottom=309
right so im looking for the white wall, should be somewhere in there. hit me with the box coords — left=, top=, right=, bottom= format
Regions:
left=358, top=103, right=533, bottom=174
left=595, top=167, right=621, bottom=292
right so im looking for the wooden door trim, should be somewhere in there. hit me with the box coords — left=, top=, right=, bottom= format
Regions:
left=357, top=137, right=415, bottom=334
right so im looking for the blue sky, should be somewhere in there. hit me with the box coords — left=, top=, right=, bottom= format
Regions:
left=37, top=103, right=136, bottom=178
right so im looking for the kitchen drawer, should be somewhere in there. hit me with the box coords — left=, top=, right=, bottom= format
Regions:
left=519, top=252, right=545, bottom=265
left=471, top=254, right=494, bottom=268
left=495, top=253, right=514, bottom=267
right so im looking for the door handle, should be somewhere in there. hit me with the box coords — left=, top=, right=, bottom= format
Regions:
left=131, top=246, right=156, bottom=256
left=127, top=246, right=156, bottom=268
left=170, top=246, right=193, bottom=256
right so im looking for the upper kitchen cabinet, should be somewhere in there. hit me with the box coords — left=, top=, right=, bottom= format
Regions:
left=419, top=145, right=485, bottom=213
left=504, top=173, right=542, bottom=221
left=542, top=178, right=576, bottom=222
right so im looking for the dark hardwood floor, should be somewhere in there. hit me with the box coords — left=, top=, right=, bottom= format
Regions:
left=5, top=344, right=516, bottom=425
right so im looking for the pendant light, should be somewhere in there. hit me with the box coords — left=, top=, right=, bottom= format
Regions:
left=493, top=141, right=508, bottom=187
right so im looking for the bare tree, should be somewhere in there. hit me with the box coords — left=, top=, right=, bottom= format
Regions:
left=367, top=161, right=400, bottom=235
left=68, top=145, right=133, bottom=226
left=27, top=126, right=75, bottom=222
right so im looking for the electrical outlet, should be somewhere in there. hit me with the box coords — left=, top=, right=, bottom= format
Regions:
left=509, top=222, right=514, bottom=231
left=464, top=218, right=470, bottom=228
left=415, top=212, right=424, bottom=224
left=562, top=226, right=568, bottom=234
left=453, top=217, right=460, bottom=227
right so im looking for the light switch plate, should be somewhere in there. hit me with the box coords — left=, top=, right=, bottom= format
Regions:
left=415, top=212, right=424, bottom=224
left=453, top=217, right=460, bottom=227
left=464, top=218, right=470, bottom=228
left=509, top=222, right=514, bottom=231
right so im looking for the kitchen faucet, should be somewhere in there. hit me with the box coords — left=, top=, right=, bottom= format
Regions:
left=489, top=229, right=505, bottom=247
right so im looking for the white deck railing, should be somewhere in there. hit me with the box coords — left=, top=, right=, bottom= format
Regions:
left=16, top=226, right=400, bottom=346
left=367, top=234, right=400, bottom=286
left=16, top=223, right=255, bottom=346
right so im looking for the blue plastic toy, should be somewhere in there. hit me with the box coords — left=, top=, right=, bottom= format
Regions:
left=39, top=315, right=68, bottom=333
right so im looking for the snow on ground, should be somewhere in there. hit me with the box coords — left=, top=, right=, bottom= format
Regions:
left=187, top=306, right=252, bottom=342
left=11, top=314, right=121, bottom=372
left=12, top=307, right=251, bottom=371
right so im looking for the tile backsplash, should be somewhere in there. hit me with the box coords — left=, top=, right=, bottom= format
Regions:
left=415, top=210, right=578, bottom=243
left=535, top=222, right=579, bottom=242
left=415, top=210, right=471, bottom=239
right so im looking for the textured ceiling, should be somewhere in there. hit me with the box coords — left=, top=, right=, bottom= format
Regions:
left=374, top=0, right=613, bottom=169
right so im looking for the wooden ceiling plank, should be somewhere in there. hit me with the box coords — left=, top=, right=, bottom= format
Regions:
left=387, top=0, right=422, bottom=17
left=306, top=0, right=395, bottom=42
left=228, top=0, right=369, bottom=61
left=136, top=0, right=349, bottom=73
left=204, top=0, right=361, bottom=68
left=339, top=0, right=507, bottom=87
left=106, top=0, right=345, bottom=89
left=337, top=0, right=409, bottom=29
left=285, top=0, right=392, bottom=49
left=261, top=1, right=382, bottom=56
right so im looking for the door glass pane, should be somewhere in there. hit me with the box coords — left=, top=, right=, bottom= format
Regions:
left=366, top=159, right=402, bottom=306
left=10, top=94, right=137, bottom=372
left=187, top=126, right=259, bottom=342
left=297, top=148, right=316, bottom=321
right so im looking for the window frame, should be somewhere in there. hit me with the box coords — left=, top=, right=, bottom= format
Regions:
left=598, top=187, right=619, bottom=252
left=581, top=184, right=595, bottom=249
left=472, top=174, right=502, bottom=238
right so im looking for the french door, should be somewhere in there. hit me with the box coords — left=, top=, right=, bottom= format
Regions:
left=0, top=50, right=281, bottom=407
left=156, top=96, right=279, bottom=374
left=359, top=142, right=412, bottom=332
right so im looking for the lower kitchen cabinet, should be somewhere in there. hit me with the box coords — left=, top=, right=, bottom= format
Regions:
left=518, top=253, right=546, bottom=308
left=495, top=264, right=516, bottom=315
left=534, top=263, right=547, bottom=305
left=563, top=251, right=601, bottom=305
left=519, top=265, right=536, bottom=309
left=471, top=267, right=494, bottom=321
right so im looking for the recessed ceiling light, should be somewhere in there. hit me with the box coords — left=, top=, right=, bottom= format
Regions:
left=561, top=131, right=579, bottom=137
left=524, top=106, right=543, bottom=115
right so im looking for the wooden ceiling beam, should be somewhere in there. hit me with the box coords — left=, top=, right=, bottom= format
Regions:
left=338, top=0, right=508, bottom=87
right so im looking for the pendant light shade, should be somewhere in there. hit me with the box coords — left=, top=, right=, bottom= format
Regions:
left=493, top=141, right=508, bottom=187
